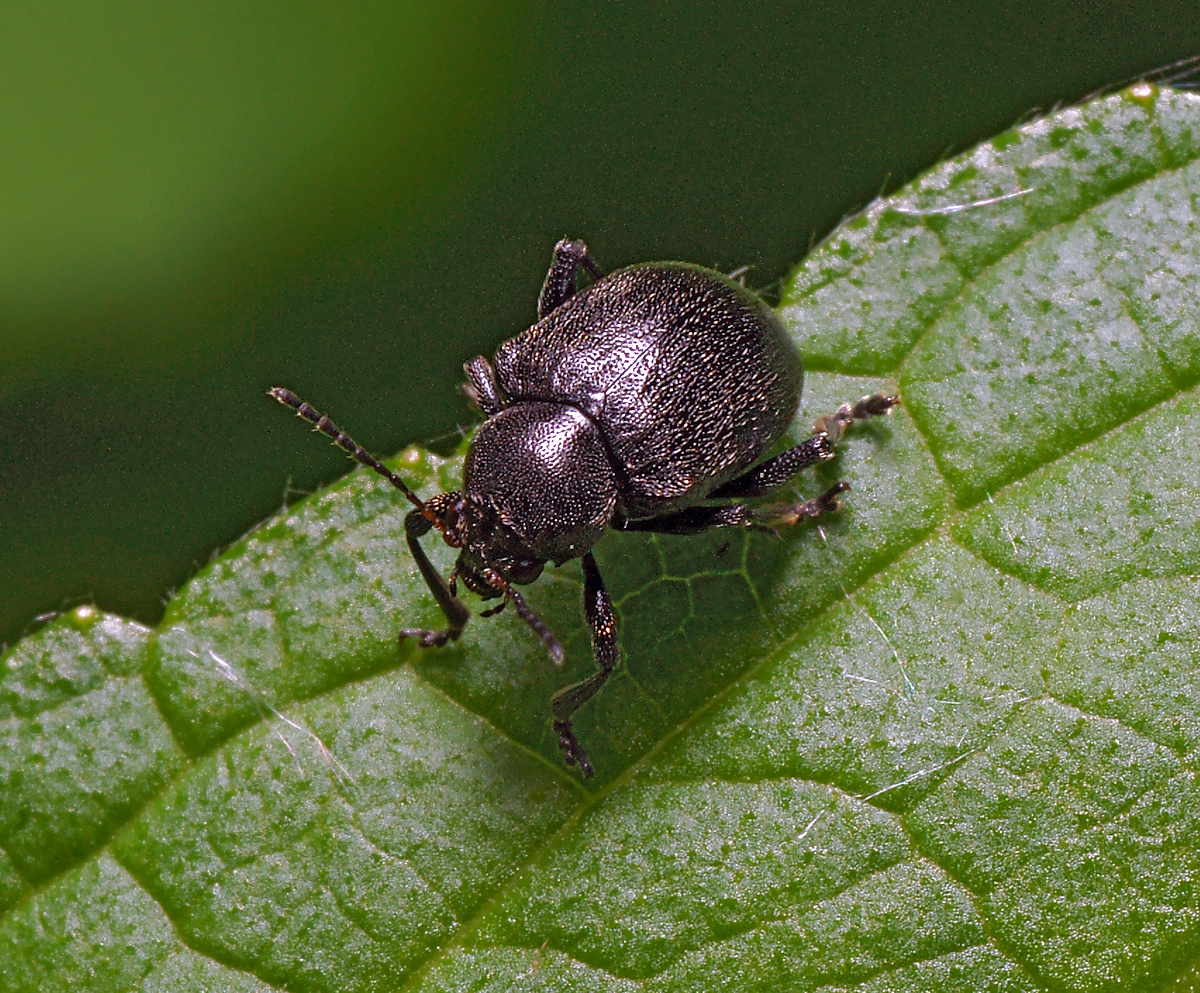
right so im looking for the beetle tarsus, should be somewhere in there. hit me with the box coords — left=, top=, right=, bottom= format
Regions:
left=757, top=481, right=852, bottom=527
left=400, top=626, right=461, bottom=649
left=853, top=391, right=901, bottom=420
left=554, top=719, right=594, bottom=778
left=813, top=390, right=900, bottom=444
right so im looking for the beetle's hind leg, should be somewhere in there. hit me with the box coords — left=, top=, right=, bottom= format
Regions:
left=615, top=484, right=849, bottom=536
left=712, top=391, right=899, bottom=499
left=617, top=391, right=898, bottom=539
left=551, top=552, right=617, bottom=778
left=398, top=509, right=471, bottom=648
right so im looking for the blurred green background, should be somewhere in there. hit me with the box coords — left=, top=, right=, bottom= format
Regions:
left=1, top=1, right=1197, bottom=648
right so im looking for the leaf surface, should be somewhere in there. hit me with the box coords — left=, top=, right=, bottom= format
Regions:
left=2, top=84, right=1199, bottom=993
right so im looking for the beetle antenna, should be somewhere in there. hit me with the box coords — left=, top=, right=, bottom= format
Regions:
left=270, top=387, right=434, bottom=518
left=481, top=568, right=565, bottom=666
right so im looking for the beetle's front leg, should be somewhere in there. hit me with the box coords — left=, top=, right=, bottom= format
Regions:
left=538, top=238, right=605, bottom=319
left=461, top=356, right=506, bottom=417
left=552, top=552, right=617, bottom=777
left=399, top=510, right=471, bottom=648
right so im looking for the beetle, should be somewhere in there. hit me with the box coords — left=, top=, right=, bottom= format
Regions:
left=272, top=239, right=897, bottom=776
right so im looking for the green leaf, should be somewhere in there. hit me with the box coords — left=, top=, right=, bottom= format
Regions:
left=3, top=83, right=1199, bottom=992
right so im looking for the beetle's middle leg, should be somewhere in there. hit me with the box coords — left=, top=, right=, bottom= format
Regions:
left=538, top=238, right=605, bottom=319
left=399, top=510, right=472, bottom=648
left=551, top=552, right=617, bottom=778
left=712, top=391, right=899, bottom=499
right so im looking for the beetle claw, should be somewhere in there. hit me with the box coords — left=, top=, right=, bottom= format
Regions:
left=756, top=481, right=852, bottom=528
left=804, top=481, right=851, bottom=517
left=400, top=627, right=459, bottom=649
left=852, top=391, right=901, bottom=420
left=554, top=720, right=595, bottom=778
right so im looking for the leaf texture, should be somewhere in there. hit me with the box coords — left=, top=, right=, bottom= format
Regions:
left=2, top=84, right=1199, bottom=993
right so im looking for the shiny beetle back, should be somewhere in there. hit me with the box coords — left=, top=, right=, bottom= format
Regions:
left=493, top=262, right=803, bottom=517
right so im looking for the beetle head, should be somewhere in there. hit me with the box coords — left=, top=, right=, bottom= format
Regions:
left=459, top=401, right=618, bottom=573
left=407, top=490, right=537, bottom=599
left=450, top=496, right=546, bottom=597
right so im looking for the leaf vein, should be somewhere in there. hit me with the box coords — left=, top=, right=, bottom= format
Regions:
left=104, top=847, right=297, bottom=993
left=406, top=665, right=592, bottom=799
left=471, top=943, right=646, bottom=988
left=946, top=379, right=1198, bottom=532
left=904, top=834, right=1056, bottom=990
left=890, top=130, right=1198, bottom=378
left=1042, top=691, right=1191, bottom=761
left=393, top=532, right=953, bottom=987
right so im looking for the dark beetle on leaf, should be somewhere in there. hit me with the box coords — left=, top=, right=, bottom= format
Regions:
left=272, top=239, right=897, bottom=777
